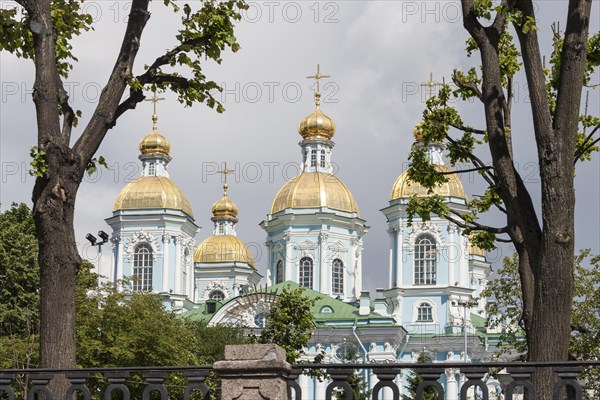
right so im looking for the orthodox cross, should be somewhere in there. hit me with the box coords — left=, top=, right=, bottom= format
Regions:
left=217, top=162, right=235, bottom=195
left=145, top=92, right=165, bottom=130
left=420, top=73, right=444, bottom=100
left=307, top=64, right=331, bottom=105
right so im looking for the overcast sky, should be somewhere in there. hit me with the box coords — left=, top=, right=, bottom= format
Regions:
left=1, top=0, right=598, bottom=291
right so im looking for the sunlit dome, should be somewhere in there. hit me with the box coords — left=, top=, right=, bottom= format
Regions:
left=271, top=172, right=359, bottom=215
left=113, top=176, right=194, bottom=217
left=194, top=235, right=256, bottom=268
left=390, top=165, right=466, bottom=201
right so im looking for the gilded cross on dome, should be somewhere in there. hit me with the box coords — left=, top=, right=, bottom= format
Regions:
left=145, top=91, right=165, bottom=130
left=420, top=73, right=444, bottom=100
left=217, top=162, right=235, bottom=195
left=306, top=64, right=331, bottom=106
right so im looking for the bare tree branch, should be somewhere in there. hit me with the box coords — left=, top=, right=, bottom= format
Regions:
left=439, top=166, right=492, bottom=175
left=574, top=136, right=600, bottom=165
left=73, top=0, right=151, bottom=162
left=449, top=122, right=486, bottom=135
left=574, top=125, right=600, bottom=163
left=446, top=212, right=509, bottom=234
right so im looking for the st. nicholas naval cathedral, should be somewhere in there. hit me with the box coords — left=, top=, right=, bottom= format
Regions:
left=105, top=67, right=502, bottom=398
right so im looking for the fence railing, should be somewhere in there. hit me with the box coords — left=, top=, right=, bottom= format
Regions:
left=1, top=360, right=599, bottom=399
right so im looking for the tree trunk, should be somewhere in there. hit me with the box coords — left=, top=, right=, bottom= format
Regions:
left=32, top=146, right=83, bottom=397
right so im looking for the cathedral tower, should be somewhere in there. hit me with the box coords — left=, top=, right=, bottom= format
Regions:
left=106, top=96, right=198, bottom=309
left=260, top=65, right=368, bottom=301
left=381, top=118, right=491, bottom=342
left=194, top=167, right=262, bottom=303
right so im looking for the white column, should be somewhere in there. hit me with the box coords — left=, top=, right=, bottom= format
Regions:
left=265, top=240, right=272, bottom=286
left=349, top=237, right=357, bottom=300
left=448, top=226, right=457, bottom=286
left=284, top=234, right=292, bottom=283
left=115, top=237, right=123, bottom=288
left=319, top=232, right=329, bottom=294
left=174, top=236, right=181, bottom=293
left=463, top=235, right=470, bottom=286
left=370, top=370, right=380, bottom=399
left=387, top=228, right=394, bottom=287
left=298, top=374, right=310, bottom=399
left=316, top=377, right=327, bottom=400
left=355, top=241, right=363, bottom=294
left=445, top=369, right=458, bottom=400
left=459, top=372, right=467, bottom=399
left=395, top=226, right=403, bottom=287
left=162, top=235, right=170, bottom=292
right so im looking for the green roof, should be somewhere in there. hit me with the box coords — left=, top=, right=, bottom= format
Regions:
left=182, top=281, right=399, bottom=327
left=266, top=281, right=398, bottom=326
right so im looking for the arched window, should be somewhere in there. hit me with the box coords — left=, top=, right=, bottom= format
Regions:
left=299, top=257, right=313, bottom=288
left=133, top=243, right=153, bottom=291
left=210, top=290, right=226, bottom=301
left=414, top=234, right=437, bottom=285
left=148, top=162, right=155, bottom=176
left=310, top=150, right=317, bottom=167
left=320, top=150, right=326, bottom=168
left=275, top=260, right=284, bottom=284
left=332, top=259, right=344, bottom=294
left=218, top=223, right=225, bottom=234
left=417, top=302, right=433, bottom=322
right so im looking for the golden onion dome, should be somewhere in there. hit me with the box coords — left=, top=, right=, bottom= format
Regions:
left=113, top=176, right=194, bottom=217
left=139, top=130, right=171, bottom=155
left=211, top=194, right=239, bottom=219
left=271, top=172, right=359, bottom=215
left=194, top=235, right=256, bottom=268
left=469, top=241, right=486, bottom=257
left=298, top=106, right=336, bottom=141
left=390, top=165, right=466, bottom=201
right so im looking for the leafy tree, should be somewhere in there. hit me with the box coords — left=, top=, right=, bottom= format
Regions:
left=0, top=0, right=247, bottom=386
left=335, top=349, right=370, bottom=400
left=402, top=352, right=438, bottom=400
left=482, top=250, right=600, bottom=398
left=0, top=203, right=39, bottom=339
left=405, top=0, right=598, bottom=395
left=256, top=286, right=318, bottom=363
left=0, top=203, right=248, bottom=399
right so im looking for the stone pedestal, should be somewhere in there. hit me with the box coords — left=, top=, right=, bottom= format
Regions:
left=213, top=344, right=292, bottom=400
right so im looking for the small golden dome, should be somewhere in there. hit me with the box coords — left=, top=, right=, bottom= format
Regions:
left=139, top=130, right=171, bottom=155
left=211, top=194, right=238, bottom=219
left=194, top=235, right=256, bottom=268
left=390, top=165, right=466, bottom=200
left=469, top=241, right=486, bottom=257
left=271, top=172, right=359, bottom=215
left=114, top=176, right=194, bottom=217
left=413, top=121, right=425, bottom=142
left=298, top=106, right=336, bottom=141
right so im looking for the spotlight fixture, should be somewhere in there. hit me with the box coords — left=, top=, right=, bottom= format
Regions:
left=85, top=233, right=97, bottom=246
left=98, top=230, right=109, bottom=242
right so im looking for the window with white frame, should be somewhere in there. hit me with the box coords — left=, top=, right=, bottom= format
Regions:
left=332, top=259, right=344, bottom=294
left=310, top=150, right=317, bottom=167
left=299, top=257, right=313, bottom=288
left=320, top=150, right=326, bottom=168
left=417, top=302, right=433, bottom=322
left=218, top=223, right=225, bottom=234
left=275, top=260, right=284, bottom=284
left=414, top=234, right=437, bottom=285
left=133, top=243, right=153, bottom=291
left=148, top=162, right=155, bottom=176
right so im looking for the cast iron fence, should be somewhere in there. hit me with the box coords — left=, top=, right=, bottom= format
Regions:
left=1, top=361, right=599, bottom=399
